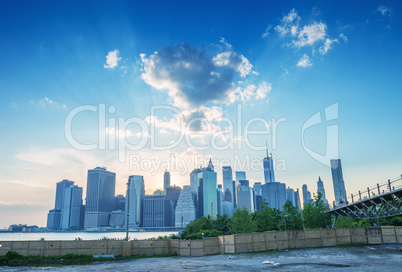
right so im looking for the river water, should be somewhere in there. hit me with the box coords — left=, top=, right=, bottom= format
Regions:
left=0, top=231, right=178, bottom=241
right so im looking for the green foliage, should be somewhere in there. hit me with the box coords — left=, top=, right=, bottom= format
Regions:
left=281, top=200, right=304, bottom=230
left=302, top=193, right=331, bottom=229
left=212, top=213, right=230, bottom=234
left=334, top=216, right=356, bottom=228
left=252, top=201, right=277, bottom=232
left=230, top=207, right=257, bottom=234
left=5, top=251, right=22, bottom=260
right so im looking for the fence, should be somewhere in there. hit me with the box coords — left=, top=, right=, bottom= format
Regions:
left=1, top=226, right=401, bottom=257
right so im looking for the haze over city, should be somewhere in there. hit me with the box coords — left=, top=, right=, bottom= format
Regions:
left=0, top=0, right=401, bottom=228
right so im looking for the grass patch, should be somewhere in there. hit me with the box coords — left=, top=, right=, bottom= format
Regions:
left=0, top=250, right=177, bottom=267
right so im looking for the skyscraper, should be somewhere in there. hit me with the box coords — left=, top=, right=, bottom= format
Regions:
left=175, top=186, right=197, bottom=227
left=261, top=182, right=287, bottom=210
left=286, top=187, right=296, bottom=206
left=222, top=166, right=235, bottom=216
left=61, top=185, right=83, bottom=230
left=84, top=167, right=116, bottom=229
left=294, top=189, right=301, bottom=211
left=317, top=176, right=328, bottom=205
left=47, top=179, right=74, bottom=230
left=126, top=175, right=145, bottom=228
left=190, top=168, right=202, bottom=195
left=253, top=182, right=263, bottom=211
left=113, top=195, right=126, bottom=211
left=263, top=146, right=275, bottom=183
left=330, top=159, right=347, bottom=207
left=198, top=170, right=218, bottom=219
left=235, top=171, right=246, bottom=183
left=237, top=180, right=254, bottom=212
left=143, top=195, right=172, bottom=228
left=302, top=184, right=312, bottom=208
left=163, top=170, right=170, bottom=195
left=222, top=166, right=234, bottom=202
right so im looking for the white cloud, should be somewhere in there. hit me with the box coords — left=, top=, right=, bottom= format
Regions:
left=140, top=40, right=257, bottom=108
left=297, top=54, right=312, bottom=67
left=34, top=97, right=67, bottom=109
left=227, top=82, right=271, bottom=103
left=339, top=33, right=348, bottom=42
left=319, top=38, right=339, bottom=55
left=104, top=49, right=121, bottom=69
left=274, top=9, right=301, bottom=36
left=378, top=5, right=391, bottom=17
left=293, top=22, right=327, bottom=47
left=262, top=25, right=272, bottom=38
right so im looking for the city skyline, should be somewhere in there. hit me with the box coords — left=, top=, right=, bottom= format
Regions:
left=1, top=1, right=401, bottom=228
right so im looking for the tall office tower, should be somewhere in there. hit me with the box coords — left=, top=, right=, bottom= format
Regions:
left=143, top=195, right=172, bottom=228
left=222, top=166, right=235, bottom=203
left=61, top=185, right=83, bottom=230
left=263, top=145, right=275, bottom=183
left=84, top=167, right=116, bottom=229
left=46, top=210, right=61, bottom=230
left=198, top=170, right=218, bottom=219
left=113, top=195, right=126, bottom=211
left=47, top=179, right=74, bottom=230
left=237, top=181, right=254, bottom=212
left=302, top=184, right=312, bottom=208
left=235, top=171, right=246, bottom=183
left=235, top=171, right=246, bottom=206
left=175, top=186, right=197, bottom=227
left=254, top=195, right=263, bottom=211
left=253, top=182, right=262, bottom=196
left=126, top=175, right=145, bottom=228
left=286, top=187, right=296, bottom=206
left=190, top=168, right=202, bottom=195
left=232, top=180, right=237, bottom=208
left=163, top=170, right=170, bottom=195
left=166, top=185, right=182, bottom=225
left=316, top=176, right=328, bottom=205
left=330, top=159, right=347, bottom=207
left=294, top=189, right=301, bottom=211
left=217, top=184, right=224, bottom=215
left=261, top=182, right=287, bottom=210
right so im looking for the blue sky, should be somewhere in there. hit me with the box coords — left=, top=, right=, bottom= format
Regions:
left=0, top=0, right=401, bottom=228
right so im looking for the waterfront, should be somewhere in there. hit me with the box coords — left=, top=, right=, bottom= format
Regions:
left=0, top=231, right=178, bottom=241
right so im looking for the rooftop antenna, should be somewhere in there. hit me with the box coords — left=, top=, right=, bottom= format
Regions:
left=265, top=141, right=269, bottom=158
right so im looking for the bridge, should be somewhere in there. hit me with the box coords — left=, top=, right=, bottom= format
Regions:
left=330, top=175, right=402, bottom=227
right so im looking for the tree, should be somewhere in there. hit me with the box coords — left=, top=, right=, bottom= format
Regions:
left=212, top=213, right=231, bottom=235
left=230, top=207, right=257, bottom=234
left=280, top=200, right=303, bottom=230
left=253, top=201, right=276, bottom=232
left=302, top=193, right=331, bottom=229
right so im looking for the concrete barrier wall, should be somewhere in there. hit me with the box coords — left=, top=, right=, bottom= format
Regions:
left=0, top=226, right=400, bottom=258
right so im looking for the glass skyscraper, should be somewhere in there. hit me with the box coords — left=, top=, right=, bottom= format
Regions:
left=126, top=175, right=145, bottom=228
left=317, top=176, right=328, bottom=205
left=47, top=179, right=74, bottom=230
left=84, top=167, right=116, bottom=229
left=330, top=159, right=347, bottom=206
left=302, top=184, right=312, bottom=207
left=263, top=153, right=275, bottom=183
left=237, top=181, right=254, bottom=212
left=61, top=185, right=83, bottom=230
left=163, top=170, right=170, bottom=195
left=222, top=166, right=235, bottom=216
left=198, top=170, right=218, bottom=219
